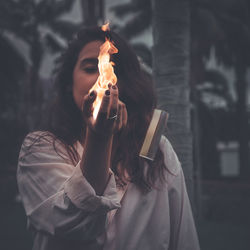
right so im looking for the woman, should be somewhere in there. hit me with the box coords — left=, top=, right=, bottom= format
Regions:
left=17, top=26, right=200, bottom=250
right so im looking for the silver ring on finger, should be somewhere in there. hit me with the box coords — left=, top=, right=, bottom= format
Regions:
left=108, top=114, right=118, bottom=120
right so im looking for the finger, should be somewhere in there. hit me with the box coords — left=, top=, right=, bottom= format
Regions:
left=112, top=103, right=122, bottom=132
left=82, top=91, right=96, bottom=117
left=109, top=85, right=118, bottom=118
left=96, top=89, right=110, bottom=123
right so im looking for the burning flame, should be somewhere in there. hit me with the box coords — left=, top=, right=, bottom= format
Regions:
left=89, top=23, right=118, bottom=119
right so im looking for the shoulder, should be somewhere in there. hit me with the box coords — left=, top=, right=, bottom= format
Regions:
left=21, top=131, right=56, bottom=152
left=19, top=130, right=68, bottom=161
left=22, top=131, right=54, bottom=147
left=159, top=135, right=182, bottom=177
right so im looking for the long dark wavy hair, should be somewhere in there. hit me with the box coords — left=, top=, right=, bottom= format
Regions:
left=47, top=26, right=165, bottom=192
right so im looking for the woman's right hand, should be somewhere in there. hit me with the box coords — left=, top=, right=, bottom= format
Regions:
left=81, top=85, right=127, bottom=138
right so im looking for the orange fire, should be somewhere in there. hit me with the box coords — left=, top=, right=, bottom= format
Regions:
left=89, top=23, right=118, bottom=120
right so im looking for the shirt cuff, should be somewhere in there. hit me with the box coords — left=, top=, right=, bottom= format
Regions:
left=63, top=162, right=121, bottom=212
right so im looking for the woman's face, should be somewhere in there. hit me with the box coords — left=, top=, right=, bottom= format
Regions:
left=72, top=40, right=103, bottom=109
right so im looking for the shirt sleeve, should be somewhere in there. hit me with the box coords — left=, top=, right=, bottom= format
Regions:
left=160, top=136, right=200, bottom=250
left=17, top=132, right=121, bottom=240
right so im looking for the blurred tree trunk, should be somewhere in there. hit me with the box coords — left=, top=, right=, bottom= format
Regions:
left=152, top=0, right=195, bottom=205
left=80, top=0, right=104, bottom=26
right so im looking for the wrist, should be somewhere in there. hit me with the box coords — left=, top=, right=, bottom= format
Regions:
left=86, top=127, right=113, bottom=144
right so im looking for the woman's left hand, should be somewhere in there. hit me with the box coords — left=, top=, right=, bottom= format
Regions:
left=81, top=84, right=128, bottom=137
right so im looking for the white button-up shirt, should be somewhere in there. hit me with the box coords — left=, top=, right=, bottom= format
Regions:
left=17, top=131, right=200, bottom=250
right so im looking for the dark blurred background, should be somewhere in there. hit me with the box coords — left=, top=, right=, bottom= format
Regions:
left=0, top=0, right=249, bottom=249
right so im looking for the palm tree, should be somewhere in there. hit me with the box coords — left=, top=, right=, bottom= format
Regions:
left=0, top=33, right=27, bottom=171
left=0, top=0, right=80, bottom=129
left=0, top=0, right=83, bottom=201
left=191, top=0, right=250, bottom=178
left=80, top=0, right=104, bottom=25
left=110, top=0, right=152, bottom=70
left=151, top=0, right=194, bottom=201
left=111, top=0, right=196, bottom=203
left=110, top=0, right=151, bottom=39
left=110, top=1, right=250, bottom=208
left=215, top=3, right=250, bottom=178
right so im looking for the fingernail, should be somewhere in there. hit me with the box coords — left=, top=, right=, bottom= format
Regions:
left=112, top=85, right=116, bottom=89
left=89, top=91, right=94, bottom=97
left=105, top=90, right=110, bottom=96
left=108, top=83, right=112, bottom=88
